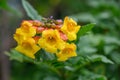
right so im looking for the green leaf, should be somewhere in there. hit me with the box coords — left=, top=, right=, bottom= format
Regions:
left=5, top=49, right=24, bottom=62
left=0, top=0, right=13, bottom=11
left=110, top=52, right=120, bottom=64
left=69, top=13, right=97, bottom=23
left=75, top=23, right=95, bottom=43
left=87, top=54, right=114, bottom=64
left=5, top=49, right=34, bottom=63
left=22, top=0, right=43, bottom=20
left=35, top=49, right=55, bottom=62
left=78, top=69, right=107, bottom=80
left=43, top=76, right=58, bottom=80
left=104, top=36, right=120, bottom=45
left=78, top=23, right=95, bottom=37
left=104, top=45, right=116, bottom=55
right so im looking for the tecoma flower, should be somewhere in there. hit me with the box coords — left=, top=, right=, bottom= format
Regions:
left=15, top=38, right=40, bottom=59
left=56, top=43, right=77, bottom=61
left=38, top=29, right=65, bottom=53
left=61, top=17, right=80, bottom=41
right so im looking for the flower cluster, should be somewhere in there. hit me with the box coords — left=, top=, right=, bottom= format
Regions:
left=14, top=17, right=80, bottom=61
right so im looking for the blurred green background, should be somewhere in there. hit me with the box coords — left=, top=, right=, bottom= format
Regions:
left=0, top=0, right=120, bottom=80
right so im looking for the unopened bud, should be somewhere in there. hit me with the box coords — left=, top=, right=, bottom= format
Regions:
left=33, top=36, right=40, bottom=43
left=60, top=32, right=68, bottom=41
left=33, top=20, right=43, bottom=27
left=45, top=23, right=52, bottom=27
left=51, top=23, right=56, bottom=28
left=54, top=19, right=63, bottom=25
left=36, top=27, right=45, bottom=33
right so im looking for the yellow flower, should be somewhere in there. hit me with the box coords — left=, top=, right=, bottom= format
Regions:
left=13, top=21, right=36, bottom=44
left=15, top=38, right=40, bottom=59
left=13, top=33, right=26, bottom=44
left=15, top=21, right=36, bottom=37
left=38, top=29, right=65, bottom=53
left=56, top=43, right=77, bottom=61
left=61, top=17, right=80, bottom=41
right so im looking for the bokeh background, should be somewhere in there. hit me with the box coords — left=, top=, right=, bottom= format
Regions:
left=0, top=0, right=120, bottom=80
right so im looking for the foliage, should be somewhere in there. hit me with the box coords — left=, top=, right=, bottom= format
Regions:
left=0, top=0, right=10, bottom=10
left=6, top=0, right=120, bottom=80
left=22, top=0, right=43, bottom=20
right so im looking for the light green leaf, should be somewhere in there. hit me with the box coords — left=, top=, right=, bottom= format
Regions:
left=111, top=52, right=120, bottom=64
left=5, top=49, right=24, bottom=62
left=5, top=49, right=34, bottom=63
left=104, top=36, right=120, bottom=45
left=104, top=45, right=116, bottom=55
left=69, top=13, right=97, bottom=23
left=22, top=0, right=43, bottom=20
left=87, top=54, right=114, bottom=64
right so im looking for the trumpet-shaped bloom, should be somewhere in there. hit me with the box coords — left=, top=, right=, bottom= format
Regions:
left=56, top=43, right=77, bottom=61
left=61, top=17, right=80, bottom=41
left=15, top=38, right=40, bottom=59
left=15, top=21, right=36, bottom=37
left=14, top=21, right=36, bottom=44
left=38, top=29, right=65, bottom=53
left=13, top=33, right=28, bottom=45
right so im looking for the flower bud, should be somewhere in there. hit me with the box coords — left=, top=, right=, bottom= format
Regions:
left=36, top=27, right=45, bottom=33
left=33, top=20, right=43, bottom=27
left=54, top=19, right=63, bottom=25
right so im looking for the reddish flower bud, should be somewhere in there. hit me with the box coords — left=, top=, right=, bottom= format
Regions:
left=55, top=19, right=63, bottom=25
left=60, top=31, right=68, bottom=41
left=55, top=25, right=62, bottom=29
left=33, top=20, right=43, bottom=27
left=36, top=27, right=45, bottom=33
left=33, top=36, right=40, bottom=43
